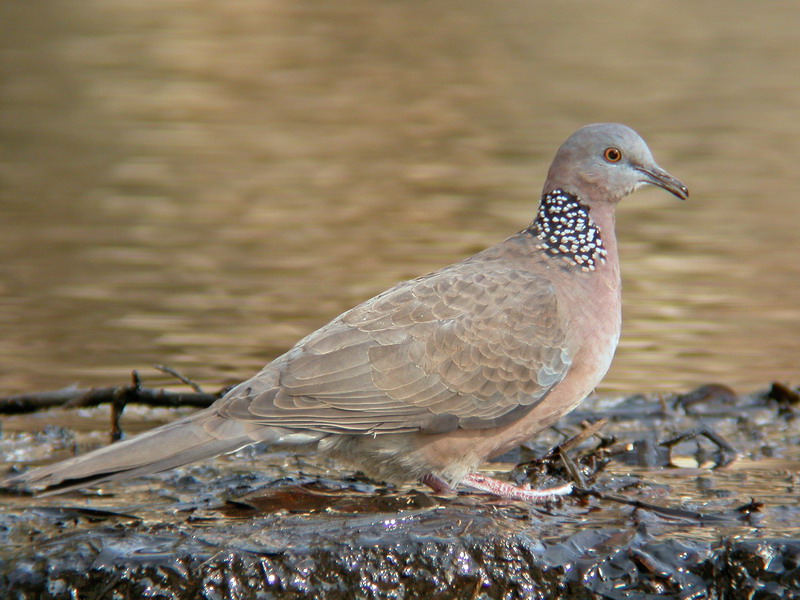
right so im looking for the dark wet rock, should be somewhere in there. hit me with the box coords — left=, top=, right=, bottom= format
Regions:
left=2, top=505, right=798, bottom=600
left=673, top=383, right=740, bottom=415
left=2, top=385, right=800, bottom=599
left=767, top=382, right=800, bottom=418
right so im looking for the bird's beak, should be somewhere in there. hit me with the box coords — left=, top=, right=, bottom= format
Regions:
left=636, top=165, right=689, bottom=200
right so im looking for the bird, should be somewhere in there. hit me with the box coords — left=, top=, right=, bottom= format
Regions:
left=4, top=123, right=688, bottom=500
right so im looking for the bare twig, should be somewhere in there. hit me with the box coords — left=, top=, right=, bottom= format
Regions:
left=0, top=384, right=221, bottom=415
left=558, top=418, right=609, bottom=453
left=154, top=364, right=204, bottom=393
left=109, top=371, right=140, bottom=442
left=659, top=427, right=739, bottom=468
left=573, top=486, right=761, bottom=523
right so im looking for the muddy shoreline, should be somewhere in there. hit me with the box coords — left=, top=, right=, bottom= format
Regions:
left=2, top=384, right=799, bottom=599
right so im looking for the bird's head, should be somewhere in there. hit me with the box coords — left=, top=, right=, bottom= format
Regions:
left=544, top=123, right=688, bottom=204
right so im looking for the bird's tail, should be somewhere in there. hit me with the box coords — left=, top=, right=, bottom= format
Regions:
left=4, top=408, right=276, bottom=496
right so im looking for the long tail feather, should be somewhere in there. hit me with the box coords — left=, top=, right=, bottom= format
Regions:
left=4, top=408, right=266, bottom=495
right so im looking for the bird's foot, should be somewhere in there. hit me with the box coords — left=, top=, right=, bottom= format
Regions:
left=461, top=472, right=573, bottom=502
left=421, top=473, right=455, bottom=494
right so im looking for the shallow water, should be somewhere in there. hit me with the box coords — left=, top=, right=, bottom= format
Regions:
left=0, top=1, right=798, bottom=398
left=3, top=388, right=799, bottom=599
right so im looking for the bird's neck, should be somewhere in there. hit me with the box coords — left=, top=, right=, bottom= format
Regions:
left=526, top=189, right=611, bottom=272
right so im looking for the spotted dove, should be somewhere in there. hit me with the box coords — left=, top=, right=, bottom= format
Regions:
left=5, top=124, right=688, bottom=500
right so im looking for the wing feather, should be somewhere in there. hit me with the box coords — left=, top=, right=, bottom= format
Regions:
left=217, top=253, right=571, bottom=435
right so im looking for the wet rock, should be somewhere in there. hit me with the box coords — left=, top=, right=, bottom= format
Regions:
left=1, top=385, right=800, bottom=599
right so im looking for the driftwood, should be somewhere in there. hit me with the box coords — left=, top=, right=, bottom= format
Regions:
left=0, top=368, right=223, bottom=441
left=0, top=370, right=221, bottom=414
left=0, top=383, right=219, bottom=414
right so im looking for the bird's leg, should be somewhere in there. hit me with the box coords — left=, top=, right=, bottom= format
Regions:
left=422, top=472, right=573, bottom=501
left=461, top=472, right=573, bottom=502
left=421, top=473, right=455, bottom=494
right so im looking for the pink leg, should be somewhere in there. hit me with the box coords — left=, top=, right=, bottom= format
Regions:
left=421, top=473, right=455, bottom=494
left=461, top=472, right=573, bottom=502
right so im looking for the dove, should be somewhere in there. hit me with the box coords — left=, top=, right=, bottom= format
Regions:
left=5, top=124, right=687, bottom=500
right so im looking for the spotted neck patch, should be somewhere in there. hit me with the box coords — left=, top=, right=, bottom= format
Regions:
left=527, top=189, right=607, bottom=272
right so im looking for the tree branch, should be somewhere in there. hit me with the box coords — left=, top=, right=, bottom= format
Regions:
left=0, top=383, right=221, bottom=415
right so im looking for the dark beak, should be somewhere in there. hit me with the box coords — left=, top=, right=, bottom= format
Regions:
left=636, top=165, right=689, bottom=200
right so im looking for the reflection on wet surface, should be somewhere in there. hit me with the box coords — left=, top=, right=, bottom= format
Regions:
left=1, top=386, right=799, bottom=597
left=0, top=1, right=798, bottom=399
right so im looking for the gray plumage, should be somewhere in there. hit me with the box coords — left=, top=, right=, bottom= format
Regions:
left=5, top=124, right=687, bottom=497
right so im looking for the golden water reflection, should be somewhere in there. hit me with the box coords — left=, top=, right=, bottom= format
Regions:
left=0, top=1, right=798, bottom=397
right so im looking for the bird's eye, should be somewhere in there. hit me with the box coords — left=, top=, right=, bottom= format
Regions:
left=604, top=147, right=622, bottom=163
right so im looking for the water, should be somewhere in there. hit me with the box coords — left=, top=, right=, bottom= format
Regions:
left=3, top=389, right=799, bottom=598
left=1, top=1, right=798, bottom=398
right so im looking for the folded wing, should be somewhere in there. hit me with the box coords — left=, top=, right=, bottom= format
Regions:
left=218, top=262, right=571, bottom=434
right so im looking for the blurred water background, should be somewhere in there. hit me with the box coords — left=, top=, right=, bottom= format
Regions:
left=1, top=0, right=798, bottom=398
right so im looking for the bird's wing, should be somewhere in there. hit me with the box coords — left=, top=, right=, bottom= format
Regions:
left=217, top=261, right=571, bottom=435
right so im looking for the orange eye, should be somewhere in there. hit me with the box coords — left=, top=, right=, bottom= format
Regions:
left=604, top=147, right=622, bottom=163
